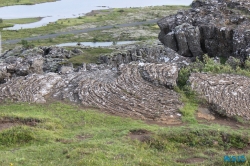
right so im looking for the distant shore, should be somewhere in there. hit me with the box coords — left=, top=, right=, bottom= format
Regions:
left=0, top=0, right=57, bottom=7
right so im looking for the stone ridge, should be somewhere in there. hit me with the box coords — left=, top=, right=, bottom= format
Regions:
left=99, top=45, right=191, bottom=69
left=158, top=0, right=250, bottom=61
left=189, top=72, right=250, bottom=119
left=0, top=63, right=182, bottom=122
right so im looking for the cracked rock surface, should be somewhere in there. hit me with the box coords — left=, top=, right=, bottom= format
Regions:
left=158, top=0, right=250, bottom=61
left=0, top=46, right=81, bottom=83
left=99, top=45, right=191, bottom=69
left=0, top=62, right=182, bottom=121
left=189, top=73, right=250, bottom=119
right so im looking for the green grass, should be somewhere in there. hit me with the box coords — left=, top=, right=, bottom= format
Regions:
left=0, top=102, right=249, bottom=166
left=175, top=87, right=199, bottom=124
left=68, top=47, right=113, bottom=65
left=0, top=17, right=43, bottom=30
left=0, top=0, right=57, bottom=7
left=3, top=17, right=43, bottom=24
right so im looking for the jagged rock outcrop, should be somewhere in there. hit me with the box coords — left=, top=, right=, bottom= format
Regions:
left=189, top=73, right=250, bottom=119
left=99, top=45, right=191, bottom=69
left=0, top=46, right=82, bottom=83
left=0, top=63, right=182, bottom=121
left=158, top=0, right=250, bottom=61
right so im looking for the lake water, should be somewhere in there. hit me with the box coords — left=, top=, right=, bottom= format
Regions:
left=0, top=0, right=193, bottom=30
left=56, top=41, right=137, bottom=47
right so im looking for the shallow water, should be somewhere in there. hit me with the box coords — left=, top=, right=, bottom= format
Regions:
left=0, top=0, right=193, bottom=30
left=56, top=41, right=137, bottom=47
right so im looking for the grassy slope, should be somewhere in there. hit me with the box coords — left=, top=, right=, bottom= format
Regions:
left=0, top=0, right=57, bottom=7
left=0, top=102, right=249, bottom=166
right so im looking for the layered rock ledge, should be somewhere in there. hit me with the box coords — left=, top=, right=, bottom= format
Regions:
left=189, top=73, right=250, bottom=119
left=0, top=62, right=182, bottom=121
left=99, top=45, right=191, bottom=69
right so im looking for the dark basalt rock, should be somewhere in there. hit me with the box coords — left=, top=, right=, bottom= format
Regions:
left=158, top=0, right=250, bottom=61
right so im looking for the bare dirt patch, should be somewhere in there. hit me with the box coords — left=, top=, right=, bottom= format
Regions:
left=129, top=129, right=152, bottom=142
left=0, top=118, right=39, bottom=131
left=176, top=157, right=205, bottom=164
left=145, top=117, right=182, bottom=126
left=0, top=121, right=18, bottom=131
left=196, top=107, right=215, bottom=120
left=76, top=134, right=92, bottom=141
left=196, top=107, right=250, bottom=130
left=226, top=145, right=250, bottom=155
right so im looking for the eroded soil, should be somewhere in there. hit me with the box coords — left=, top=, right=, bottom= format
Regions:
left=0, top=118, right=39, bottom=131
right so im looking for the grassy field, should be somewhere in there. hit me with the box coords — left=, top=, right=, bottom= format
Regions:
left=0, top=17, right=43, bottom=29
left=68, top=47, right=114, bottom=65
left=3, top=17, right=43, bottom=24
left=1, top=5, right=190, bottom=52
left=0, top=101, right=249, bottom=166
left=2, top=24, right=159, bottom=51
left=0, top=0, right=57, bottom=7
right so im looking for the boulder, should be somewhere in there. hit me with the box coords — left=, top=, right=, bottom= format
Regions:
left=189, top=73, right=250, bottom=119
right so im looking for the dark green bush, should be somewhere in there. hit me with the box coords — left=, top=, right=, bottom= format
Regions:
left=148, top=129, right=248, bottom=151
left=20, top=39, right=34, bottom=49
left=0, top=126, right=35, bottom=146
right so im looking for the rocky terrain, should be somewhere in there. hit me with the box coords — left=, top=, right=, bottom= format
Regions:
left=189, top=73, right=250, bottom=119
left=158, top=0, right=250, bottom=61
left=0, top=0, right=250, bottom=121
left=13, top=63, right=180, bottom=121
left=99, top=45, right=191, bottom=69
left=0, top=45, right=190, bottom=122
left=0, top=46, right=74, bottom=83
left=156, top=0, right=250, bottom=119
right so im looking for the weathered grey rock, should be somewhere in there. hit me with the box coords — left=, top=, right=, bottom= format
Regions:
left=0, top=46, right=82, bottom=82
left=160, top=22, right=203, bottom=58
left=59, top=66, right=74, bottom=74
left=174, top=24, right=192, bottom=57
left=158, top=0, right=250, bottom=61
left=189, top=73, right=250, bottom=119
left=185, top=25, right=203, bottom=58
left=162, top=32, right=178, bottom=51
left=138, top=63, right=178, bottom=88
left=0, top=63, right=182, bottom=121
left=0, top=64, right=10, bottom=83
left=99, top=45, right=191, bottom=69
